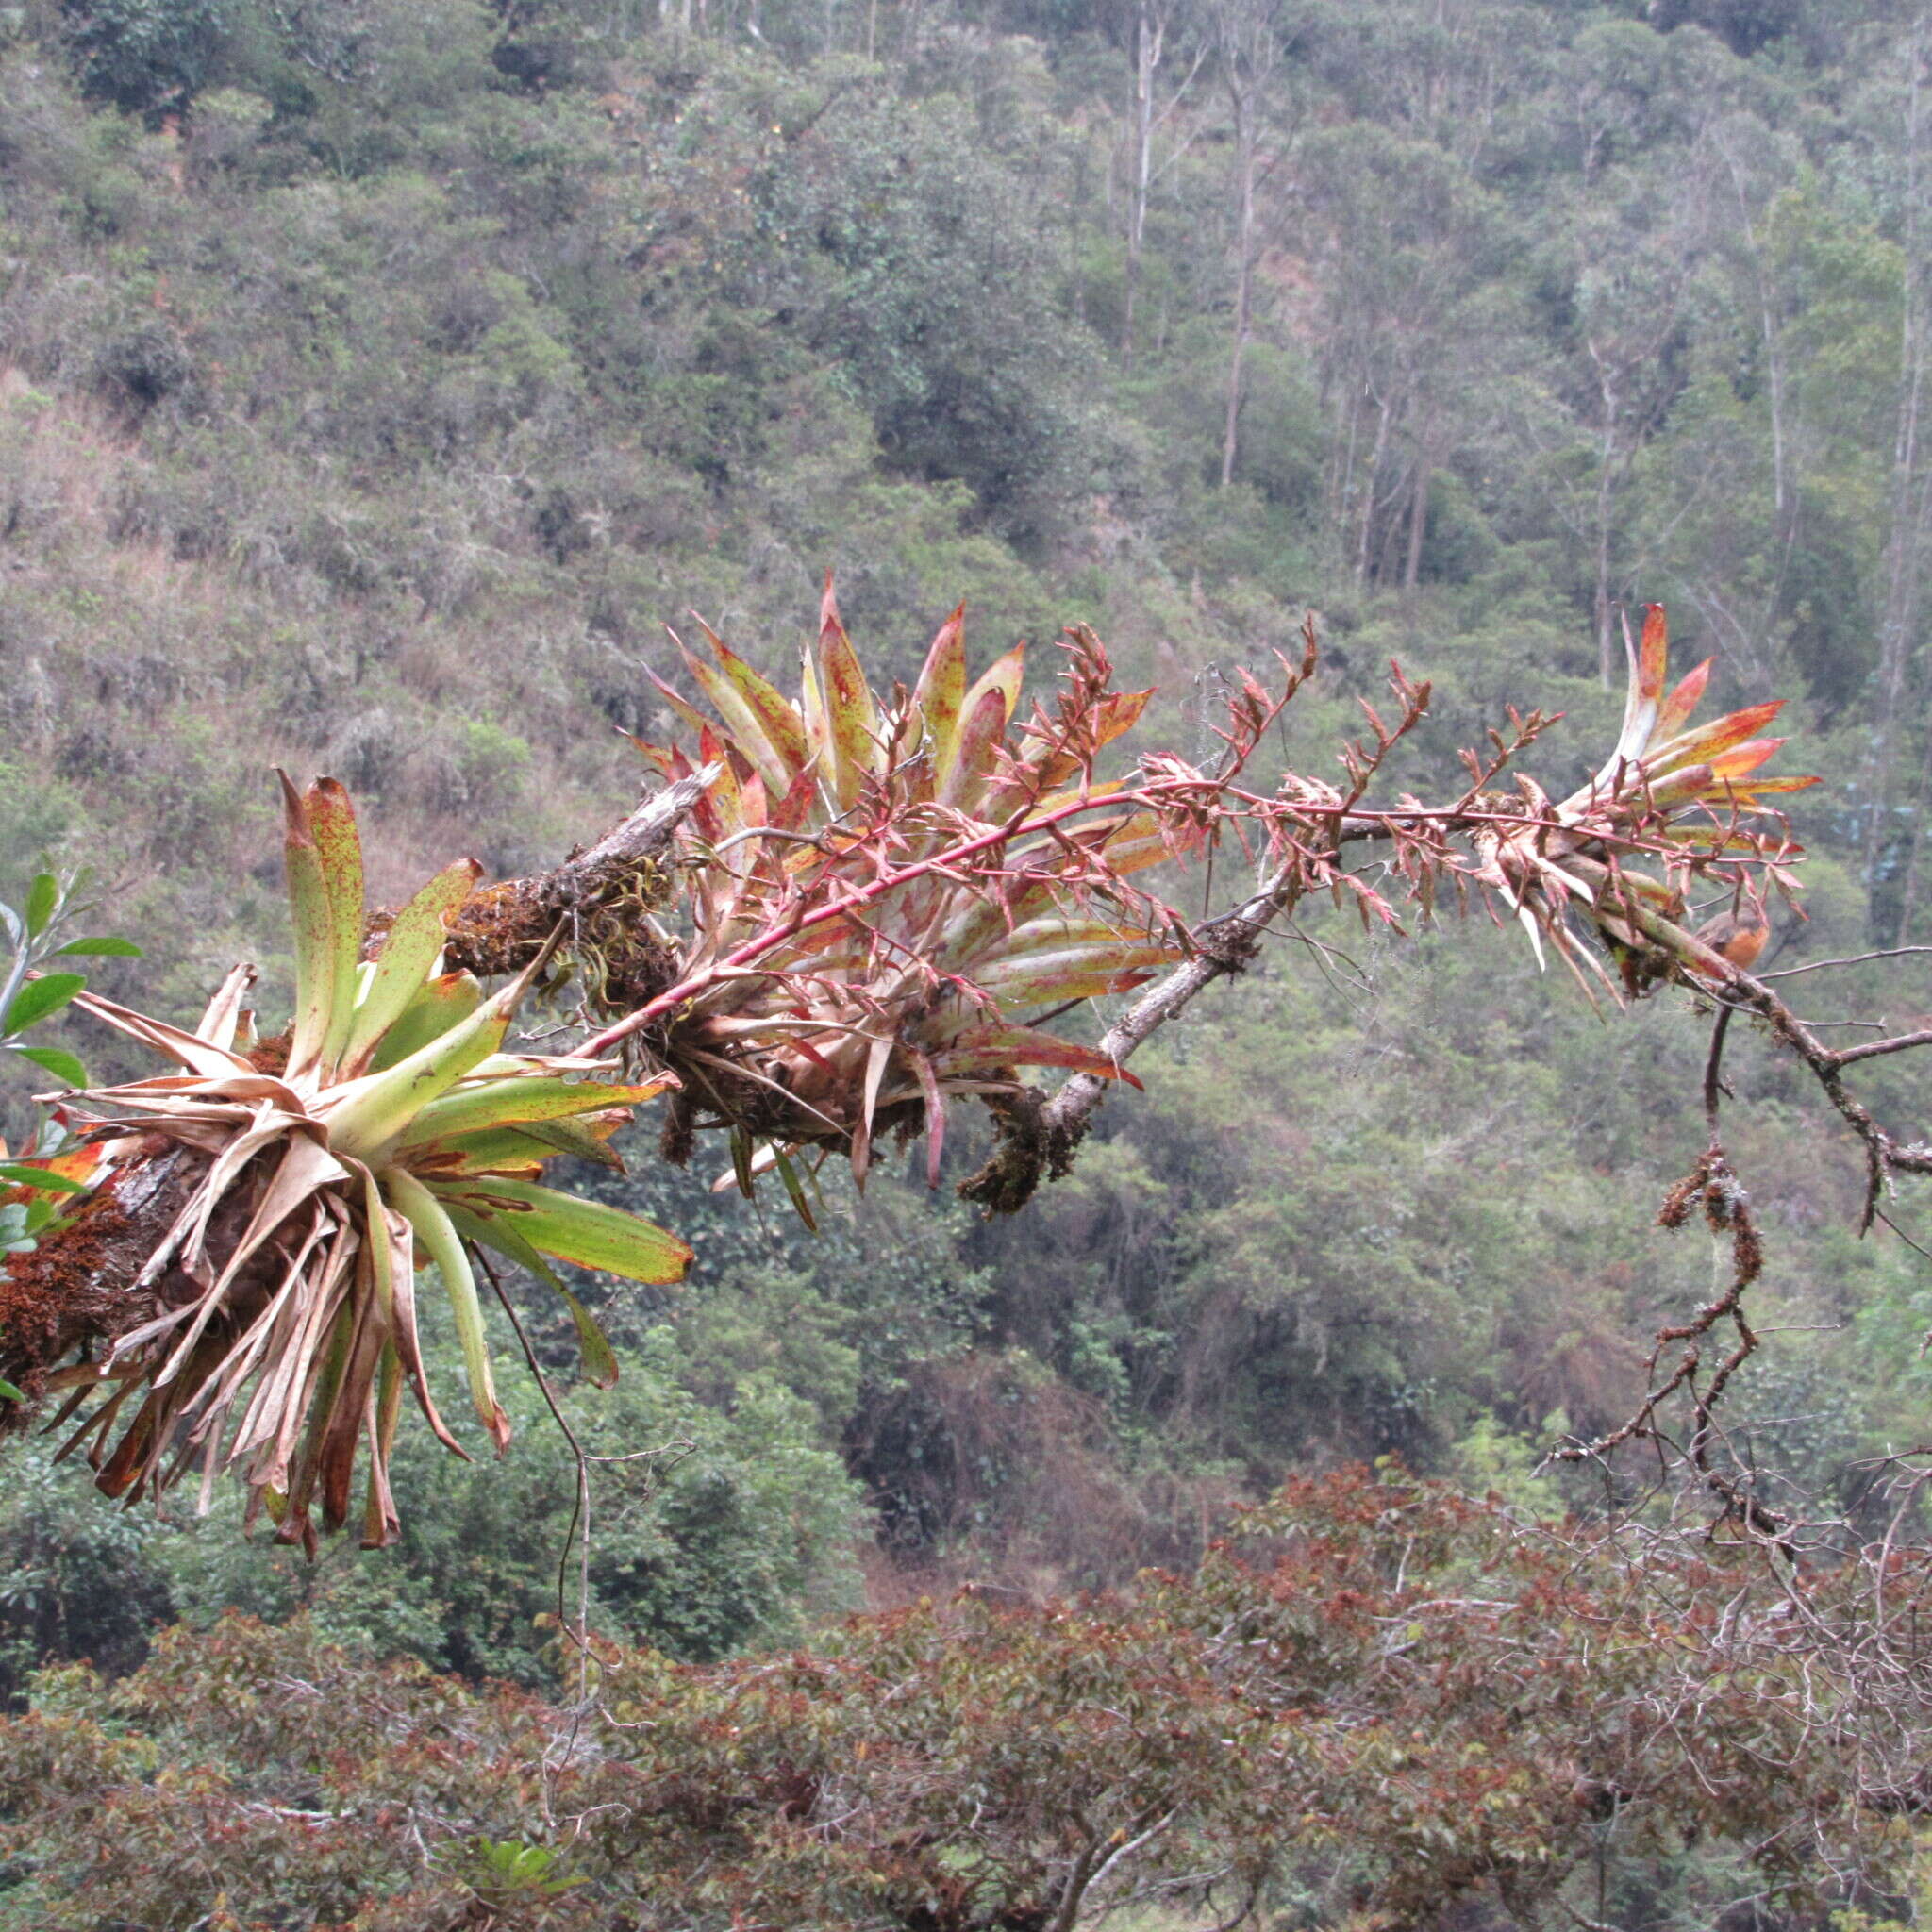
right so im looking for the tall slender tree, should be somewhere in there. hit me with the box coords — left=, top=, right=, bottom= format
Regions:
left=1208, top=0, right=1290, bottom=489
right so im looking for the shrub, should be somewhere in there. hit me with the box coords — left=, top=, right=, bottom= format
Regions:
left=91, top=321, right=193, bottom=416
left=0, top=1472, right=1921, bottom=1929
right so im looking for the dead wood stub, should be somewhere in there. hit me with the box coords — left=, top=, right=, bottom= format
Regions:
left=0, top=1147, right=195, bottom=1407
left=958, top=1086, right=1088, bottom=1216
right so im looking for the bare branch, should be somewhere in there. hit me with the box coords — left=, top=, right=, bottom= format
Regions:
left=1761, top=943, right=1932, bottom=978
left=553, top=764, right=723, bottom=887
left=1834, top=1027, right=1932, bottom=1068
left=1038, top=865, right=1305, bottom=1147
left=429, top=764, right=720, bottom=978
left=1559, top=852, right=1932, bottom=1214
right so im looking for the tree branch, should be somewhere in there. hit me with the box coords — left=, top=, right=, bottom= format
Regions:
left=1038, top=865, right=1307, bottom=1147
left=553, top=765, right=723, bottom=887
left=1560, top=852, right=1932, bottom=1222
left=428, top=765, right=719, bottom=978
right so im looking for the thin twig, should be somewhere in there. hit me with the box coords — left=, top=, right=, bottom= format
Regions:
left=472, top=1242, right=592, bottom=1668
left=1760, top=944, right=1932, bottom=979
left=1704, top=1004, right=1735, bottom=1145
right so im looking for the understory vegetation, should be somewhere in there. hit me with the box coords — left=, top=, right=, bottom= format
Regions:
left=2, top=0, right=1932, bottom=1920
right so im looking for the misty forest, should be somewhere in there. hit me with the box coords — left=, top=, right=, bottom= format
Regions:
left=1, top=0, right=1932, bottom=1923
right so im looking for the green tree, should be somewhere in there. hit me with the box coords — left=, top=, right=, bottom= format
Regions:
left=61, top=0, right=230, bottom=115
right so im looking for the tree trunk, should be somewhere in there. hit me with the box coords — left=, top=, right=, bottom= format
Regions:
left=1894, top=715, right=1932, bottom=940
left=1403, top=436, right=1431, bottom=595
left=1220, top=71, right=1257, bottom=490
left=1868, top=26, right=1929, bottom=905
left=1124, top=4, right=1162, bottom=371
left=1357, top=391, right=1392, bottom=584
left=1592, top=361, right=1620, bottom=688
left=1330, top=376, right=1360, bottom=548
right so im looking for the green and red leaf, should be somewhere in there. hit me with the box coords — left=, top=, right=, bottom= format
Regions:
left=932, top=1024, right=1144, bottom=1088
left=433, top=1177, right=693, bottom=1285
left=913, top=605, right=968, bottom=787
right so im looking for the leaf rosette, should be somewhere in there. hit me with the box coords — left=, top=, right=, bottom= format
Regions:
left=629, top=579, right=1197, bottom=1190
left=1461, top=604, right=1818, bottom=995
left=44, top=778, right=689, bottom=1546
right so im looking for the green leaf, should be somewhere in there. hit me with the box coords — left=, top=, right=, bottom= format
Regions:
left=52, top=936, right=142, bottom=958
left=3, top=974, right=84, bottom=1037
left=384, top=1168, right=511, bottom=1453
left=995, top=916, right=1163, bottom=961
left=308, top=778, right=368, bottom=1075
left=816, top=584, right=879, bottom=809
left=280, top=774, right=342, bottom=1081
left=358, top=1164, right=465, bottom=1460
left=341, top=857, right=482, bottom=1075
left=399, top=1074, right=674, bottom=1147
left=322, top=943, right=559, bottom=1159
left=912, top=605, right=967, bottom=787
left=968, top=947, right=1166, bottom=1008
left=423, top=1117, right=625, bottom=1175
left=371, top=973, right=483, bottom=1070
left=0, top=1379, right=23, bottom=1403
left=701, top=625, right=808, bottom=780
left=514, top=1118, right=627, bottom=1172
left=773, top=1145, right=818, bottom=1233
left=12, top=1045, right=86, bottom=1088
left=681, top=636, right=796, bottom=797
left=437, top=1203, right=620, bottom=1389
left=642, top=665, right=714, bottom=746
left=24, top=874, right=58, bottom=939
left=0, top=1163, right=91, bottom=1195
left=556, top=1284, right=619, bottom=1389
left=441, top=1195, right=554, bottom=1278
left=323, top=1001, right=515, bottom=1160
left=431, top=1176, right=692, bottom=1284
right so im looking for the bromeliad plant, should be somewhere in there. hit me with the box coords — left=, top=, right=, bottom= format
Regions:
left=590, top=592, right=1816, bottom=1201
left=1453, top=604, right=1817, bottom=994
left=606, top=579, right=1244, bottom=1191
left=43, top=777, right=689, bottom=1547
left=1567, top=605, right=1816, bottom=820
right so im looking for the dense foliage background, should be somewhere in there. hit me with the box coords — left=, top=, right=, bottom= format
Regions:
left=1, top=0, right=1930, bottom=1916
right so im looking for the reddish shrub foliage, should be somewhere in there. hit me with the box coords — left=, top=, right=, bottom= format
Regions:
left=2, top=1470, right=1927, bottom=1930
